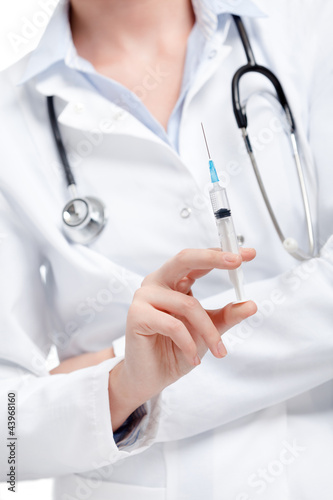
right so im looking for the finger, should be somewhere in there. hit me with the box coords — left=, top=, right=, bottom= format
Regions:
left=208, top=247, right=256, bottom=262
left=209, top=247, right=255, bottom=257
left=182, top=248, right=256, bottom=282
left=138, top=287, right=227, bottom=358
left=207, top=300, right=257, bottom=335
left=175, top=276, right=196, bottom=294
left=132, top=303, right=200, bottom=366
left=149, top=248, right=242, bottom=289
left=175, top=248, right=257, bottom=294
left=239, top=247, right=256, bottom=262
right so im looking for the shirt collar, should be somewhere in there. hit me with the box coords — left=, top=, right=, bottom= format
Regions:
left=18, top=0, right=81, bottom=85
left=192, top=0, right=266, bottom=39
left=18, top=0, right=266, bottom=86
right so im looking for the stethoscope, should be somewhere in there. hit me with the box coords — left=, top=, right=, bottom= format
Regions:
left=47, top=95, right=107, bottom=245
left=47, top=15, right=315, bottom=259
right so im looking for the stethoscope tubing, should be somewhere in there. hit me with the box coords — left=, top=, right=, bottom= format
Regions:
left=47, top=95, right=76, bottom=187
left=231, top=15, right=315, bottom=260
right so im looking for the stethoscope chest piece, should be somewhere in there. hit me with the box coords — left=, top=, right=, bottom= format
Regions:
left=62, top=196, right=107, bottom=245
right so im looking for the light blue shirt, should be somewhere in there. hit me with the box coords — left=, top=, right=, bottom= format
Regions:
left=20, top=0, right=264, bottom=152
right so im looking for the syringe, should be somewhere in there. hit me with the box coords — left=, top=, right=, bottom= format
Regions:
left=201, top=123, right=247, bottom=303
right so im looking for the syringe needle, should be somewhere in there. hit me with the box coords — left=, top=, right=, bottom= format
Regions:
left=201, top=123, right=219, bottom=183
left=201, top=122, right=211, bottom=159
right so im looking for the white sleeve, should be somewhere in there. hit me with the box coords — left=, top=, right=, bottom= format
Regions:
left=0, top=194, right=160, bottom=481
left=156, top=236, right=333, bottom=442
left=0, top=359, right=161, bottom=480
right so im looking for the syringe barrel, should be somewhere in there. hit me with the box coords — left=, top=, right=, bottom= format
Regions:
left=215, top=216, right=238, bottom=253
left=215, top=216, right=245, bottom=302
left=209, top=183, right=246, bottom=302
left=209, top=183, right=230, bottom=214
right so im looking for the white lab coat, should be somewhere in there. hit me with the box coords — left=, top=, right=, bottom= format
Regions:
left=0, top=1, right=333, bottom=499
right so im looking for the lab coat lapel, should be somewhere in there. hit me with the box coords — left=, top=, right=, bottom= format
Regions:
left=34, top=67, right=167, bottom=145
left=32, top=66, right=203, bottom=189
left=183, top=44, right=232, bottom=113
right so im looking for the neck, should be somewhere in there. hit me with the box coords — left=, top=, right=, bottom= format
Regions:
left=70, top=0, right=195, bottom=60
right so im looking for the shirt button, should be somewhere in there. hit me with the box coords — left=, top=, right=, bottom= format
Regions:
left=180, top=207, right=192, bottom=219
left=208, top=49, right=217, bottom=59
left=237, top=235, right=245, bottom=246
left=73, top=102, right=85, bottom=114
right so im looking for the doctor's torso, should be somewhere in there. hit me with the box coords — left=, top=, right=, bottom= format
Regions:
left=1, top=1, right=333, bottom=498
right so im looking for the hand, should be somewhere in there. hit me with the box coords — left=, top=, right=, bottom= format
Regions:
left=109, top=248, right=257, bottom=430
left=50, top=346, right=115, bottom=375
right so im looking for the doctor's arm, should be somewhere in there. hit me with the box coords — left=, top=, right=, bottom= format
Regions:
left=155, top=239, right=333, bottom=442
left=51, top=247, right=257, bottom=431
left=107, top=247, right=257, bottom=431
left=49, top=346, right=115, bottom=374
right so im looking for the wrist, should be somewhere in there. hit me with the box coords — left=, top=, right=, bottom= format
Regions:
left=108, top=360, right=147, bottom=431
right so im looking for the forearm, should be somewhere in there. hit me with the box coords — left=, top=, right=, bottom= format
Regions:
left=50, top=349, right=143, bottom=431
left=49, top=347, right=115, bottom=375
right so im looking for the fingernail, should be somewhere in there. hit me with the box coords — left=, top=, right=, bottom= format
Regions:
left=217, top=340, right=228, bottom=357
left=193, top=354, right=201, bottom=366
left=225, top=253, right=239, bottom=263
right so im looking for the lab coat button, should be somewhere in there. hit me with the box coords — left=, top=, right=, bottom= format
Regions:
left=73, top=102, right=85, bottom=114
left=208, top=49, right=217, bottom=59
left=180, top=207, right=191, bottom=218
left=237, top=235, right=245, bottom=246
